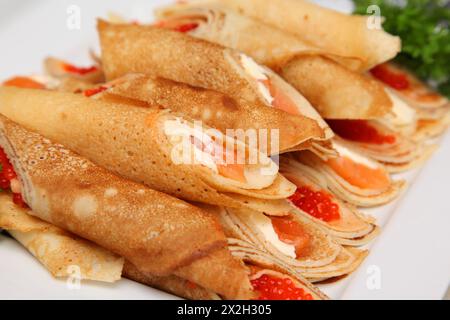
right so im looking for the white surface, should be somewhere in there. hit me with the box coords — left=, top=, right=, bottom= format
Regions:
left=0, top=0, right=449, bottom=300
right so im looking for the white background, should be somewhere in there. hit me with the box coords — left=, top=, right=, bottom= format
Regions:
left=0, top=0, right=449, bottom=299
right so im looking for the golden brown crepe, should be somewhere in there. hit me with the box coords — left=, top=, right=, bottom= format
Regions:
left=202, top=205, right=371, bottom=281
left=1, top=193, right=327, bottom=299
left=154, top=3, right=359, bottom=69
left=0, top=193, right=124, bottom=282
left=91, top=73, right=323, bottom=155
left=326, top=121, right=436, bottom=173
left=156, top=4, right=432, bottom=171
left=280, top=156, right=380, bottom=243
left=0, top=86, right=295, bottom=215
left=123, top=261, right=221, bottom=300
left=212, top=206, right=341, bottom=267
left=228, top=238, right=366, bottom=283
left=370, top=63, right=450, bottom=140
left=44, top=57, right=104, bottom=84
left=97, top=20, right=336, bottom=158
left=198, top=0, right=401, bottom=70
left=290, top=149, right=407, bottom=206
left=124, top=254, right=328, bottom=300
left=300, top=247, right=369, bottom=282
left=155, top=4, right=393, bottom=119
left=0, top=114, right=255, bottom=299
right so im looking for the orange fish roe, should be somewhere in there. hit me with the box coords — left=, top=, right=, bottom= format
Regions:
left=83, top=85, right=108, bottom=97
left=370, top=64, right=409, bottom=90
left=251, top=274, right=313, bottom=300
left=270, top=215, right=311, bottom=257
left=63, top=63, right=98, bottom=75
left=289, top=186, right=340, bottom=222
left=173, top=23, right=199, bottom=33
left=0, top=148, right=27, bottom=208
left=328, top=120, right=396, bottom=145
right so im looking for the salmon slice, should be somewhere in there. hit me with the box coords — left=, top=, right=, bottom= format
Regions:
left=3, top=77, right=45, bottom=89
left=261, top=79, right=300, bottom=115
left=190, top=135, right=247, bottom=182
left=270, top=215, right=311, bottom=258
left=326, top=156, right=390, bottom=190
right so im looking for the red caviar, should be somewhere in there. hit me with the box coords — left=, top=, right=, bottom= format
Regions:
left=63, top=63, right=98, bottom=75
left=270, top=215, right=310, bottom=257
left=328, top=120, right=396, bottom=145
left=0, top=148, right=27, bottom=208
left=83, top=86, right=108, bottom=97
left=12, top=193, right=26, bottom=207
left=289, top=186, right=340, bottom=222
left=173, top=23, right=199, bottom=33
left=251, top=274, right=313, bottom=300
left=370, top=64, right=409, bottom=90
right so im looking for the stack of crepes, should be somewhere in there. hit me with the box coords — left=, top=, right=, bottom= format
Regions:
left=0, top=0, right=448, bottom=300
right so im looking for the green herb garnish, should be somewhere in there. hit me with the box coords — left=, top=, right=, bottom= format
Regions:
left=353, top=0, right=450, bottom=97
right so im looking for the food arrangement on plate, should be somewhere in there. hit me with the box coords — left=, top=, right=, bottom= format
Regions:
left=0, top=0, right=448, bottom=300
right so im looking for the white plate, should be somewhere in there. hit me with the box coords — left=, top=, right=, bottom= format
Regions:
left=0, top=0, right=449, bottom=300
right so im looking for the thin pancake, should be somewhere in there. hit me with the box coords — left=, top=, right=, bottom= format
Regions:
left=155, top=4, right=392, bottom=120
left=203, top=0, right=401, bottom=70
left=0, top=115, right=253, bottom=299
left=0, top=87, right=295, bottom=213
left=100, top=73, right=321, bottom=154
left=0, top=193, right=124, bottom=282
left=97, top=20, right=335, bottom=157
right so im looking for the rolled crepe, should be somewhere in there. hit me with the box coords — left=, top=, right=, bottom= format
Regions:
left=210, top=206, right=342, bottom=268
left=126, top=238, right=328, bottom=300
left=0, top=198, right=210, bottom=298
left=0, top=198, right=280, bottom=300
left=228, top=238, right=366, bottom=283
left=280, top=157, right=379, bottom=245
left=0, top=114, right=256, bottom=299
left=89, top=73, right=323, bottom=155
left=327, top=120, right=437, bottom=173
left=375, top=87, right=418, bottom=136
left=371, top=63, right=449, bottom=110
left=154, top=3, right=359, bottom=69
left=370, top=63, right=450, bottom=140
left=1, top=202, right=327, bottom=300
left=0, top=86, right=296, bottom=215
left=44, top=57, right=104, bottom=84
left=198, top=0, right=401, bottom=70
left=286, top=144, right=406, bottom=207
left=0, top=193, right=124, bottom=282
left=299, top=247, right=369, bottom=283
left=123, top=261, right=221, bottom=300
left=208, top=206, right=370, bottom=280
left=155, top=4, right=393, bottom=120
left=122, top=251, right=327, bottom=300
left=97, top=20, right=336, bottom=159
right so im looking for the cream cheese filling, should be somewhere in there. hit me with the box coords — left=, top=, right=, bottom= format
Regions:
left=246, top=212, right=296, bottom=259
left=163, top=118, right=219, bottom=173
left=332, top=140, right=380, bottom=170
left=384, top=88, right=417, bottom=126
left=240, top=53, right=274, bottom=105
